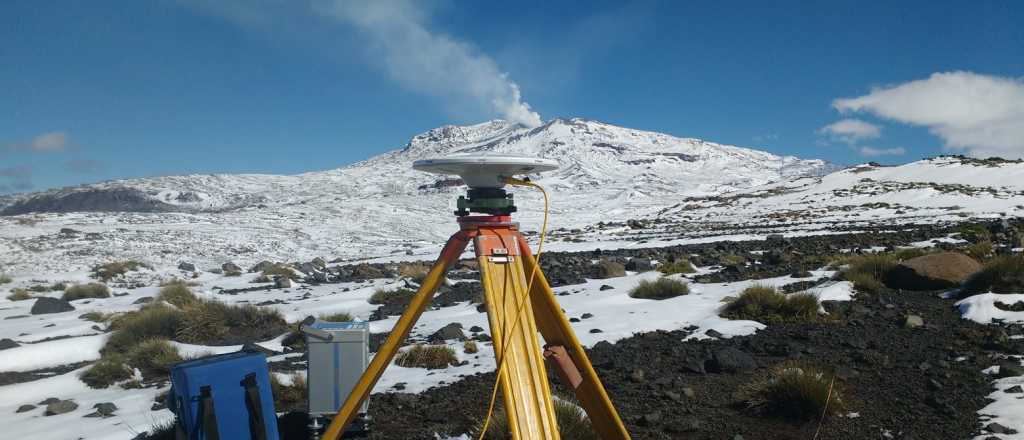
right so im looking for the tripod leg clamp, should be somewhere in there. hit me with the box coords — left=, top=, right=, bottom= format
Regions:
left=543, top=345, right=583, bottom=390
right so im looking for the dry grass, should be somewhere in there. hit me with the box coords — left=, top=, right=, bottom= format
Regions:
left=319, top=312, right=354, bottom=322
left=80, top=355, right=133, bottom=389
left=369, top=287, right=416, bottom=305
left=80, top=311, right=110, bottom=323
left=722, top=285, right=820, bottom=323
left=0, top=274, right=12, bottom=285
left=398, top=262, right=432, bottom=284
left=835, top=254, right=897, bottom=294
left=629, top=277, right=690, bottom=300
left=175, top=300, right=286, bottom=345
left=270, top=373, right=308, bottom=412
left=479, top=395, right=597, bottom=440
left=157, top=282, right=199, bottom=308
left=742, top=361, right=844, bottom=420
left=966, top=241, right=994, bottom=261
left=720, top=254, right=747, bottom=266
left=961, top=255, right=1024, bottom=295
left=6, top=288, right=33, bottom=301
left=658, top=259, right=695, bottom=275
left=62, top=283, right=111, bottom=301
left=91, top=260, right=150, bottom=282
left=463, top=340, right=479, bottom=354
left=262, top=264, right=299, bottom=280
left=105, top=305, right=184, bottom=354
left=394, top=344, right=458, bottom=369
left=126, top=339, right=182, bottom=379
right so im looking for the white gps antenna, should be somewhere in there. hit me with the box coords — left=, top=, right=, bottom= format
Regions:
left=413, top=155, right=558, bottom=216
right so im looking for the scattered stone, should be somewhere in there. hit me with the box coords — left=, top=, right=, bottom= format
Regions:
left=986, top=422, right=1017, bottom=434
left=705, top=329, right=724, bottom=339
left=177, top=262, right=196, bottom=272
left=241, top=343, right=276, bottom=356
left=627, top=219, right=646, bottom=229
left=589, top=329, right=603, bottom=334
left=885, top=252, right=982, bottom=290
left=59, top=228, right=80, bottom=236
left=468, top=326, right=484, bottom=333
left=599, top=284, right=615, bottom=291
left=428, top=323, right=466, bottom=342
left=707, top=347, right=756, bottom=373
left=38, top=397, right=60, bottom=405
left=593, top=260, right=626, bottom=279
left=222, top=262, right=242, bottom=274
left=569, top=318, right=581, bottom=323
left=132, top=297, right=153, bottom=305
left=15, top=404, right=35, bottom=413
left=30, top=297, right=75, bottom=315
left=681, top=387, right=695, bottom=398
left=581, top=313, right=594, bottom=319
left=790, top=269, right=813, bottom=278
left=904, top=315, right=925, bottom=329
left=625, top=257, right=652, bottom=272
left=996, top=362, right=1024, bottom=378
left=275, top=277, right=293, bottom=289
left=250, top=260, right=275, bottom=273
left=93, top=402, right=117, bottom=416
left=44, top=400, right=78, bottom=416
left=1005, top=385, right=1023, bottom=393
left=0, top=338, right=20, bottom=350
left=630, top=368, right=646, bottom=383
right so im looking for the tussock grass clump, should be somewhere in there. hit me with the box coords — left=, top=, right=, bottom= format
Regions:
left=157, top=282, right=199, bottom=308
left=7, top=288, right=33, bottom=301
left=720, top=254, right=747, bottom=266
left=369, top=287, right=416, bottom=305
left=479, top=395, right=598, bottom=440
left=658, top=259, right=695, bottom=275
left=106, top=306, right=184, bottom=354
left=270, top=373, right=308, bottom=412
left=394, top=344, right=458, bottom=369
left=722, top=285, right=819, bottom=323
left=893, top=247, right=929, bottom=261
left=92, top=260, right=150, bottom=282
left=961, top=255, right=1024, bottom=295
left=176, top=300, right=286, bottom=345
left=262, top=264, right=299, bottom=280
left=126, top=339, right=182, bottom=379
left=743, top=362, right=844, bottom=420
left=629, top=278, right=690, bottom=300
left=835, top=254, right=897, bottom=294
left=0, top=274, right=11, bottom=285
left=319, top=312, right=353, bottom=322
left=398, top=262, right=432, bottom=284
left=80, top=311, right=110, bottom=323
left=62, top=283, right=110, bottom=301
left=956, top=223, right=992, bottom=242
left=80, top=355, right=133, bottom=389
left=966, top=241, right=994, bottom=261
left=463, top=340, right=479, bottom=354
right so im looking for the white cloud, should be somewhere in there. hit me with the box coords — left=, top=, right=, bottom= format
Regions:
left=30, top=131, right=68, bottom=152
left=316, top=0, right=542, bottom=127
left=818, top=119, right=881, bottom=144
left=4, top=131, right=69, bottom=153
left=834, top=71, right=1024, bottom=159
left=858, top=146, right=906, bottom=157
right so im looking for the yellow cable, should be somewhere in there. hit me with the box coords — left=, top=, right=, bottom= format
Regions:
left=477, top=177, right=549, bottom=440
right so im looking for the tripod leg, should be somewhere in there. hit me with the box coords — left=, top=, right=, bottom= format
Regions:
left=516, top=237, right=631, bottom=440
left=321, top=231, right=471, bottom=440
left=476, top=228, right=560, bottom=440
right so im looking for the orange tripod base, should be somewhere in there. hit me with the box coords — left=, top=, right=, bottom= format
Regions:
left=320, top=216, right=630, bottom=440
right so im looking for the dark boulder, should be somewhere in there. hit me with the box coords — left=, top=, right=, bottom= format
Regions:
left=428, top=323, right=466, bottom=342
left=30, top=297, right=75, bottom=315
left=706, top=347, right=756, bottom=373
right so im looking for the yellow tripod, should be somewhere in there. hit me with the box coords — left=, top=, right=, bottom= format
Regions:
left=320, top=188, right=630, bottom=439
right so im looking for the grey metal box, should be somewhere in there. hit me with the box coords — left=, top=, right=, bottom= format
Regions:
left=302, top=321, right=370, bottom=417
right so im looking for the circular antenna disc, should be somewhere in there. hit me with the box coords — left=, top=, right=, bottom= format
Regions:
left=413, top=155, right=558, bottom=188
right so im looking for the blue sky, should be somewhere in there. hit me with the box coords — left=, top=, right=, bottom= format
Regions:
left=2, top=1, right=1022, bottom=194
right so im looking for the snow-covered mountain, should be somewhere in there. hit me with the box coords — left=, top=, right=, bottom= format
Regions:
left=0, top=118, right=836, bottom=215
left=3, top=118, right=1022, bottom=278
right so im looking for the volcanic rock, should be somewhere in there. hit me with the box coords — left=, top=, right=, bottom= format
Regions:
left=30, top=297, right=75, bottom=315
left=885, top=252, right=982, bottom=290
